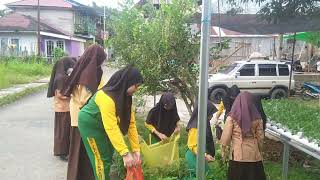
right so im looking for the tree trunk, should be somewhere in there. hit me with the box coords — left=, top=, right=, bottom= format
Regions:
left=170, top=78, right=196, bottom=116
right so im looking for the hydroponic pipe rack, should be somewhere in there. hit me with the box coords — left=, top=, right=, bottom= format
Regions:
left=266, top=121, right=320, bottom=180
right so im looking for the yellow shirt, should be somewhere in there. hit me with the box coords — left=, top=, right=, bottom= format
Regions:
left=187, top=128, right=198, bottom=154
left=70, top=85, right=92, bottom=127
left=145, top=122, right=156, bottom=133
left=95, top=90, right=140, bottom=155
left=216, top=101, right=225, bottom=119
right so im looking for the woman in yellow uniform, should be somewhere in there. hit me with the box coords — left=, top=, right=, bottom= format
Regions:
left=62, top=44, right=106, bottom=180
left=186, top=102, right=217, bottom=177
left=78, top=66, right=144, bottom=180
left=145, top=92, right=180, bottom=144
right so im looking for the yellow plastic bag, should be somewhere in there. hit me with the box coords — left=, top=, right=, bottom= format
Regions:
left=140, top=134, right=180, bottom=168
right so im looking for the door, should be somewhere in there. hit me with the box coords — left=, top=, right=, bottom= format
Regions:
left=256, top=64, right=278, bottom=94
left=277, top=64, right=290, bottom=88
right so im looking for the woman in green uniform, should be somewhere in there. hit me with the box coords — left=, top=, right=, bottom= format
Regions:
left=186, top=102, right=217, bottom=177
left=78, top=66, right=144, bottom=180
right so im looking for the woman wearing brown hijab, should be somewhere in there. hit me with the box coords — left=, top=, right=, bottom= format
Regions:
left=47, top=57, right=76, bottom=160
left=61, top=44, right=106, bottom=180
left=220, top=91, right=266, bottom=180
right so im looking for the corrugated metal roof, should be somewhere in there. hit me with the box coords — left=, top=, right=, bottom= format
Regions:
left=6, top=0, right=72, bottom=8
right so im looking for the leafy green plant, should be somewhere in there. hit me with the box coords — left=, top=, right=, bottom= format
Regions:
left=53, top=48, right=67, bottom=63
left=110, top=0, right=200, bottom=114
left=263, top=99, right=320, bottom=141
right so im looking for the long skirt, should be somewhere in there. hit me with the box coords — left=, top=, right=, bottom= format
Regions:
left=78, top=110, right=115, bottom=180
left=228, top=160, right=266, bottom=180
left=67, top=127, right=95, bottom=180
left=185, top=150, right=209, bottom=178
left=54, top=112, right=71, bottom=156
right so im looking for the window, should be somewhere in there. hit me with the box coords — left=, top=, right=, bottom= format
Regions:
left=239, top=64, right=255, bottom=76
left=56, top=40, right=64, bottom=50
left=45, top=40, right=65, bottom=58
left=259, top=64, right=277, bottom=76
left=0, top=38, right=8, bottom=55
left=279, top=64, right=289, bottom=76
left=220, top=63, right=239, bottom=74
left=46, top=40, right=54, bottom=58
left=10, top=39, right=20, bottom=55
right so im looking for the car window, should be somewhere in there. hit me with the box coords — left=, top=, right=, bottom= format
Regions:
left=220, top=63, right=239, bottom=74
left=279, top=64, right=289, bottom=76
left=258, top=64, right=277, bottom=76
left=239, top=64, right=255, bottom=76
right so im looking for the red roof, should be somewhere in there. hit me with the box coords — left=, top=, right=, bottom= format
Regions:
left=6, top=0, right=72, bottom=8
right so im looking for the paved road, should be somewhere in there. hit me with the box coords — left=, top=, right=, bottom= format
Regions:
left=0, top=91, right=67, bottom=180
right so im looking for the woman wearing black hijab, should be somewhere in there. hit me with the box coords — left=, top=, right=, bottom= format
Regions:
left=216, top=85, right=241, bottom=122
left=61, top=44, right=106, bottom=180
left=185, top=102, right=217, bottom=177
left=47, top=57, right=76, bottom=160
left=145, top=92, right=180, bottom=144
left=78, top=66, right=144, bottom=180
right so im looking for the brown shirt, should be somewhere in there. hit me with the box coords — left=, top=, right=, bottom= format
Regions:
left=54, top=90, right=70, bottom=112
left=220, top=116, right=264, bottom=162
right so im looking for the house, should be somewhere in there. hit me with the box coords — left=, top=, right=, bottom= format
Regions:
left=0, top=0, right=104, bottom=59
left=192, top=13, right=306, bottom=61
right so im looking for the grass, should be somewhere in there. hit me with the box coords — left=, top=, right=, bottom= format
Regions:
left=0, top=57, right=52, bottom=89
left=263, top=98, right=320, bottom=141
left=0, top=84, right=48, bottom=107
left=109, top=115, right=320, bottom=180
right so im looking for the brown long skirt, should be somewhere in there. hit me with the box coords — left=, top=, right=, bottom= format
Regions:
left=54, top=112, right=71, bottom=156
left=67, top=127, right=95, bottom=180
left=228, top=160, right=266, bottom=180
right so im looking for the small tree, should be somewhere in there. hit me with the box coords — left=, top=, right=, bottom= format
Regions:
left=110, top=0, right=200, bottom=114
left=53, top=48, right=67, bottom=63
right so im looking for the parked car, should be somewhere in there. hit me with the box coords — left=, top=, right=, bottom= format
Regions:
left=208, top=60, right=295, bottom=103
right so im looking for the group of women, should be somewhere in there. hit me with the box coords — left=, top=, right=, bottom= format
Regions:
left=48, top=44, right=267, bottom=180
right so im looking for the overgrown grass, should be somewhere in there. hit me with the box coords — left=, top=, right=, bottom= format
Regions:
left=0, top=57, right=52, bottom=89
left=0, top=84, right=48, bottom=107
left=109, top=115, right=320, bottom=180
left=263, top=99, right=320, bottom=141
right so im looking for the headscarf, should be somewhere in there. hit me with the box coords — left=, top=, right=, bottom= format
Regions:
left=47, top=57, right=76, bottom=98
left=103, top=66, right=144, bottom=134
left=223, top=85, right=240, bottom=120
left=254, top=95, right=267, bottom=130
left=228, top=91, right=262, bottom=135
left=186, top=101, right=217, bottom=157
left=146, top=92, right=180, bottom=138
left=61, top=44, right=106, bottom=96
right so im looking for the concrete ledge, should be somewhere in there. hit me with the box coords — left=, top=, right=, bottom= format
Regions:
left=0, top=78, right=49, bottom=107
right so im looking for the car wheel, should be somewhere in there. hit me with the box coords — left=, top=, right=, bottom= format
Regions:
left=209, top=88, right=227, bottom=104
left=270, top=88, right=288, bottom=99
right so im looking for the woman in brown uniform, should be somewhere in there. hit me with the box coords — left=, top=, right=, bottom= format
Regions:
left=221, top=91, right=266, bottom=180
left=47, top=57, right=76, bottom=160
left=62, top=44, right=106, bottom=180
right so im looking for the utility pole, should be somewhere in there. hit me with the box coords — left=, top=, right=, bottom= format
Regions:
left=103, top=6, right=106, bottom=40
left=37, top=0, right=40, bottom=57
left=197, top=0, right=211, bottom=179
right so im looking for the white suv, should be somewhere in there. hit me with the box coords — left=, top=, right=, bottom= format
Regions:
left=208, top=60, right=295, bottom=103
